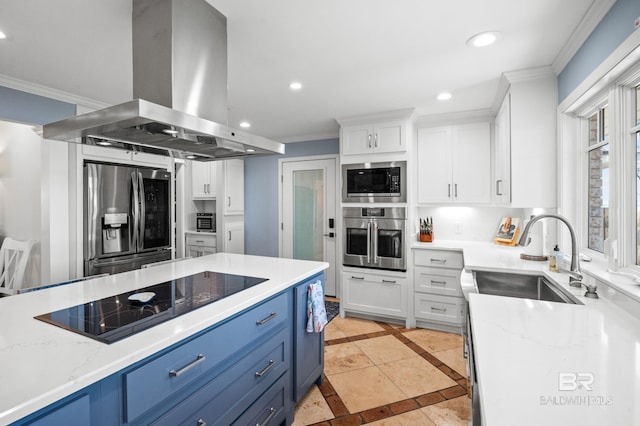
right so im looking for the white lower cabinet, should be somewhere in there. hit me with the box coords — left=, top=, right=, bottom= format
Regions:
left=185, top=232, right=216, bottom=257
left=223, top=222, right=244, bottom=254
left=342, top=271, right=407, bottom=319
left=412, top=249, right=464, bottom=332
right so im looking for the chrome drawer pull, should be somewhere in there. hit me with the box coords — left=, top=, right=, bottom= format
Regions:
left=256, top=312, right=277, bottom=325
left=431, top=306, right=447, bottom=312
left=351, top=276, right=365, bottom=280
left=382, top=279, right=397, bottom=284
left=255, top=360, right=276, bottom=377
left=430, top=280, right=447, bottom=286
left=256, top=407, right=276, bottom=426
left=430, top=258, right=447, bottom=264
left=169, top=353, right=206, bottom=378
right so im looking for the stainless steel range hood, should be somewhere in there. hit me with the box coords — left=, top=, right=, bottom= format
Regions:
left=42, top=0, right=285, bottom=161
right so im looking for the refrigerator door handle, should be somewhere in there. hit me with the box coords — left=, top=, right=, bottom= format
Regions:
left=131, top=171, right=140, bottom=251
left=138, top=171, right=146, bottom=250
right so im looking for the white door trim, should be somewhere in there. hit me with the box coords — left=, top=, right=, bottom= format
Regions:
left=278, top=154, right=340, bottom=294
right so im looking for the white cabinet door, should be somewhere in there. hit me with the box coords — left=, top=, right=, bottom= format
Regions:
left=223, top=159, right=244, bottom=215
left=417, top=123, right=490, bottom=204
left=417, top=127, right=453, bottom=203
left=453, top=123, right=491, bottom=203
left=186, top=245, right=217, bottom=257
left=373, top=120, right=404, bottom=153
left=341, top=120, right=406, bottom=156
left=191, top=162, right=217, bottom=199
left=341, top=124, right=373, bottom=156
left=494, top=94, right=512, bottom=204
left=223, top=221, right=244, bottom=254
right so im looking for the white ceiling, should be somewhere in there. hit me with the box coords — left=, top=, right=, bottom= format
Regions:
left=0, top=0, right=600, bottom=142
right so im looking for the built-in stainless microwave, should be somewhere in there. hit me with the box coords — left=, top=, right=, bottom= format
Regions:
left=342, top=161, right=406, bottom=203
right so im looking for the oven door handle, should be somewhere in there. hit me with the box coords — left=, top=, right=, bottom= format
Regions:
left=372, top=222, right=379, bottom=264
left=366, top=222, right=372, bottom=264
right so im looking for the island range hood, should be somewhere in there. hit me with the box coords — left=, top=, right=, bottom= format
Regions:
left=43, top=0, right=285, bottom=161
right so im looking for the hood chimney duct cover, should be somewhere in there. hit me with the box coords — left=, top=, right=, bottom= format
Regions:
left=133, top=0, right=228, bottom=124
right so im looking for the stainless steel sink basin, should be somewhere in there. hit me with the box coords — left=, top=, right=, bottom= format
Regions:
left=473, top=271, right=581, bottom=304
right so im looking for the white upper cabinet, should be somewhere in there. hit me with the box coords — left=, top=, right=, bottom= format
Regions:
left=341, top=120, right=405, bottom=155
left=222, top=159, right=244, bottom=215
left=417, top=122, right=491, bottom=204
left=493, top=95, right=511, bottom=205
left=494, top=69, right=557, bottom=208
left=191, top=161, right=217, bottom=199
left=337, top=108, right=414, bottom=157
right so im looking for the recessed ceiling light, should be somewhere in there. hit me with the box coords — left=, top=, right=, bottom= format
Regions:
left=239, top=121, right=251, bottom=128
left=289, top=82, right=302, bottom=90
left=246, top=148, right=256, bottom=153
left=0, top=31, right=6, bottom=40
left=186, top=155, right=197, bottom=159
left=466, top=31, right=501, bottom=48
left=437, top=92, right=452, bottom=101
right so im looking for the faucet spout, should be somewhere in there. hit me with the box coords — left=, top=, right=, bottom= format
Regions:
left=518, top=214, right=581, bottom=280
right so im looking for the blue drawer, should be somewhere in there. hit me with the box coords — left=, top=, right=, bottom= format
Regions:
left=123, top=292, right=288, bottom=422
left=151, top=327, right=290, bottom=426
left=232, top=373, right=289, bottom=426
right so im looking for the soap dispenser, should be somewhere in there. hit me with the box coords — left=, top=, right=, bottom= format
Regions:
left=549, top=245, right=559, bottom=272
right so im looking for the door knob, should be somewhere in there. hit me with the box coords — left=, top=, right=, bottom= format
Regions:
left=323, top=232, right=335, bottom=238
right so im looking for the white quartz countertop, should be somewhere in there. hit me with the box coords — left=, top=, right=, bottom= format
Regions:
left=0, top=254, right=328, bottom=424
left=413, top=240, right=640, bottom=424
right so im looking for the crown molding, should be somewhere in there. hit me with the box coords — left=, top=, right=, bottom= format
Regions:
left=0, top=73, right=110, bottom=112
left=552, top=0, right=617, bottom=75
left=276, top=131, right=339, bottom=144
left=490, top=66, right=556, bottom=112
left=335, top=107, right=415, bottom=127
left=413, top=108, right=495, bottom=127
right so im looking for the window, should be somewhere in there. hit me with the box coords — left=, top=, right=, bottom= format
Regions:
left=636, top=86, right=640, bottom=264
left=587, top=106, right=609, bottom=253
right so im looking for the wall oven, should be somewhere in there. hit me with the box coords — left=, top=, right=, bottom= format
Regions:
left=342, top=161, right=406, bottom=203
left=343, top=207, right=406, bottom=271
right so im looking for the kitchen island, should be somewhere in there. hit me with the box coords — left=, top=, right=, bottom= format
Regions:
left=0, top=253, right=328, bottom=425
left=413, top=240, right=640, bottom=425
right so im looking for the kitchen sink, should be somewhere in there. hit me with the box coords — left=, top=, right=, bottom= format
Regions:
left=473, top=271, right=581, bottom=304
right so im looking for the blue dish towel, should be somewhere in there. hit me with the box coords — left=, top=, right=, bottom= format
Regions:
left=306, top=280, right=328, bottom=333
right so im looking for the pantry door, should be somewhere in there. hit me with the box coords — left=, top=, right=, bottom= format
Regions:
left=281, top=156, right=338, bottom=296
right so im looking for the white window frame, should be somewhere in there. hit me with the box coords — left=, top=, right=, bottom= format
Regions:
left=575, top=93, right=609, bottom=263
left=572, top=62, right=640, bottom=272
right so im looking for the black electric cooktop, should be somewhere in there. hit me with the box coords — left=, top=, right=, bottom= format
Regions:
left=34, top=271, right=268, bottom=344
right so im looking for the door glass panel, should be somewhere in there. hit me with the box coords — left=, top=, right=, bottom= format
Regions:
left=142, top=178, right=170, bottom=248
left=293, top=169, right=324, bottom=261
left=376, top=228, right=403, bottom=259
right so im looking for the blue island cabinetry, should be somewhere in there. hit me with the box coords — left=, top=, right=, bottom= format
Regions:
left=12, top=272, right=325, bottom=426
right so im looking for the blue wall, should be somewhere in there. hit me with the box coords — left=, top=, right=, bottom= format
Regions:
left=558, top=0, right=640, bottom=102
left=0, top=86, right=75, bottom=124
left=244, top=138, right=339, bottom=257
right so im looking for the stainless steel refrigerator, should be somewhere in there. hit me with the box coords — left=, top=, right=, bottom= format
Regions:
left=84, top=161, right=172, bottom=276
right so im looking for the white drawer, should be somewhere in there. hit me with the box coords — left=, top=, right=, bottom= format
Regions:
left=414, top=293, right=464, bottom=325
left=414, top=266, right=462, bottom=296
left=414, top=249, right=463, bottom=269
left=185, top=233, right=216, bottom=247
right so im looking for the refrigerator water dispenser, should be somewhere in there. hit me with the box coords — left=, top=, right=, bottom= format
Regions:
left=102, top=213, right=130, bottom=254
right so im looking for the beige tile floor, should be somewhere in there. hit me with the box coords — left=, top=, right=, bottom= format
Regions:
left=293, top=315, right=471, bottom=425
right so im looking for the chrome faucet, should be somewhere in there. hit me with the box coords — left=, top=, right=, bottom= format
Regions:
left=518, top=214, right=598, bottom=299
left=518, top=214, right=580, bottom=278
